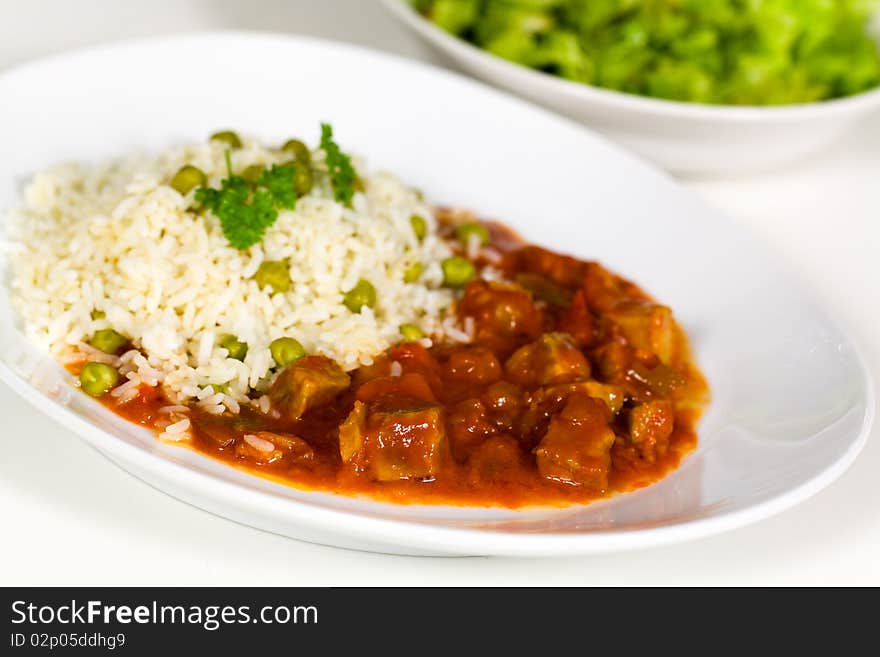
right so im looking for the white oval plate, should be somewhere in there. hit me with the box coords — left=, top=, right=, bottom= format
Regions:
left=0, top=32, right=873, bottom=556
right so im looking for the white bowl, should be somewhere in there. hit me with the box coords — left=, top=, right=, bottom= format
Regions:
left=382, top=0, right=880, bottom=176
left=0, top=32, right=873, bottom=556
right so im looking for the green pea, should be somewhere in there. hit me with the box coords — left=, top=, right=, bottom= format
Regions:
left=270, top=337, right=306, bottom=367
left=211, top=383, right=228, bottom=394
left=210, top=131, right=242, bottom=148
left=281, top=139, right=311, bottom=164
left=242, top=164, right=265, bottom=183
left=219, top=334, right=248, bottom=361
left=403, top=261, right=423, bottom=283
left=278, top=160, right=314, bottom=196
left=253, top=260, right=291, bottom=294
left=90, top=309, right=106, bottom=320
left=290, top=160, right=313, bottom=196
left=441, top=256, right=476, bottom=288
left=399, top=324, right=425, bottom=341
left=79, top=362, right=120, bottom=397
left=455, top=221, right=490, bottom=247
left=170, top=165, right=207, bottom=196
left=410, top=214, right=427, bottom=241
left=89, top=328, right=128, bottom=355
left=343, top=278, right=377, bottom=313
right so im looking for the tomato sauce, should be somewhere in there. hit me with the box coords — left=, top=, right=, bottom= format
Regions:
left=100, top=218, right=709, bottom=508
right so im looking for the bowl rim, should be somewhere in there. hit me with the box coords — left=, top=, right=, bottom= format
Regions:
left=383, top=0, right=880, bottom=122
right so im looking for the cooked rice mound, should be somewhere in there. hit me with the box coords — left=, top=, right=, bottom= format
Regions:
left=6, top=138, right=457, bottom=407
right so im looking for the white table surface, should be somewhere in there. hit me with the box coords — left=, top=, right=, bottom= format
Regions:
left=1, top=0, right=878, bottom=586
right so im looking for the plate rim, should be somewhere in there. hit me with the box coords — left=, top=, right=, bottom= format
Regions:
left=0, top=354, right=872, bottom=555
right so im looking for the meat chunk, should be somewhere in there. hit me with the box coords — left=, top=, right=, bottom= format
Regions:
left=592, top=341, right=633, bottom=381
left=557, top=290, right=596, bottom=347
left=357, top=342, right=442, bottom=394
left=356, top=372, right=436, bottom=404
left=504, top=246, right=588, bottom=289
left=607, top=300, right=675, bottom=365
left=480, top=380, right=525, bottom=430
left=388, top=341, right=441, bottom=373
left=513, top=379, right=624, bottom=450
left=515, top=380, right=623, bottom=452
left=581, top=262, right=651, bottom=312
left=338, top=400, right=367, bottom=463
left=444, top=347, right=502, bottom=385
left=338, top=396, right=446, bottom=481
left=534, top=393, right=616, bottom=490
left=458, top=280, right=542, bottom=354
left=583, top=261, right=629, bottom=312
left=514, top=272, right=571, bottom=307
left=504, top=332, right=590, bottom=386
left=467, top=435, right=525, bottom=485
left=447, top=398, right=496, bottom=461
left=192, top=415, right=237, bottom=448
left=539, top=381, right=626, bottom=414
left=269, top=355, right=350, bottom=421
left=629, top=362, right=687, bottom=399
left=260, top=431, right=315, bottom=461
left=628, top=400, right=675, bottom=462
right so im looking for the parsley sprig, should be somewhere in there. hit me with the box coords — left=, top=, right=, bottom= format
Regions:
left=257, top=164, right=299, bottom=210
left=195, top=151, right=283, bottom=250
left=320, top=123, right=357, bottom=205
left=195, top=124, right=358, bottom=250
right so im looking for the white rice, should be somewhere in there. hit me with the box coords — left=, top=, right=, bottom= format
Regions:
left=243, top=433, right=275, bottom=453
left=465, top=232, right=482, bottom=260
left=158, top=405, right=189, bottom=414
left=6, top=137, right=461, bottom=407
left=162, top=417, right=191, bottom=442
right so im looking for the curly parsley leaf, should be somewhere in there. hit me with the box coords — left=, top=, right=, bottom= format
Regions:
left=195, top=123, right=356, bottom=249
left=258, top=164, right=299, bottom=210
left=195, top=162, right=282, bottom=250
left=320, top=123, right=357, bottom=205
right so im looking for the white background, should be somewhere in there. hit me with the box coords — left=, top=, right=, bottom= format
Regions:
left=0, top=0, right=877, bottom=585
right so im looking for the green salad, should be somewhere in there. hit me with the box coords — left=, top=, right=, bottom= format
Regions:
left=412, top=0, right=880, bottom=105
